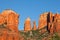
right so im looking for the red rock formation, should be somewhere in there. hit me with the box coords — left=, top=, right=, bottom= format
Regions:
left=0, top=9, right=20, bottom=40
left=1, top=9, right=60, bottom=40
left=24, top=17, right=31, bottom=32
left=38, top=12, right=48, bottom=29
left=47, top=12, right=60, bottom=34
left=33, top=21, right=37, bottom=30
left=7, top=12, right=19, bottom=32
left=38, top=12, right=60, bottom=34
left=1, top=10, right=19, bottom=32
left=54, top=13, right=60, bottom=33
left=50, top=23, right=54, bottom=35
left=47, top=12, right=54, bottom=33
left=0, top=14, right=5, bottom=25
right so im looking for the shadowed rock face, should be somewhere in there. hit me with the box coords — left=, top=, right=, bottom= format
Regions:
left=24, top=17, right=31, bottom=32
left=33, top=21, right=37, bottom=30
left=38, top=12, right=60, bottom=35
left=47, top=12, right=60, bottom=34
left=47, top=12, right=54, bottom=34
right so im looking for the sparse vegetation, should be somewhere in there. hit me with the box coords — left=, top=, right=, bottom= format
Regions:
left=19, top=27, right=60, bottom=40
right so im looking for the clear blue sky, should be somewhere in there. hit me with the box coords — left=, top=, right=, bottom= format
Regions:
left=0, top=0, right=60, bottom=30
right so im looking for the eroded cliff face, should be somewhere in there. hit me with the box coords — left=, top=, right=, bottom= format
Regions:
left=1, top=10, right=19, bottom=32
left=38, top=12, right=48, bottom=29
left=54, top=13, right=60, bottom=33
left=0, top=10, right=23, bottom=40
left=24, top=17, right=32, bottom=32
left=47, top=12, right=54, bottom=34
left=47, top=12, right=60, bottom=35
left=38, top=12, right=60, bottom=35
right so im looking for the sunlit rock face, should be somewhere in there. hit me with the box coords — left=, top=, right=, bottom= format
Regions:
left=0, top=14, right=5, bottom=25
left=1, top=10, right=19, bottom=32
left=32, top=21, right=37, bottom=30
left=24, top=17, right=31, bottom=32
left=7, top=12, right=19, bottom=32
left=38, top=12, right=48, bottom=29
left=0, top=9, right=20, bottom=40
left=54, top=13, right=60, bottom=33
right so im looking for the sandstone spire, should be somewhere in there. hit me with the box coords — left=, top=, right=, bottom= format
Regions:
left=32, top=21, right=37, bottom=30
left=24, top=17, right=31, bottom=32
